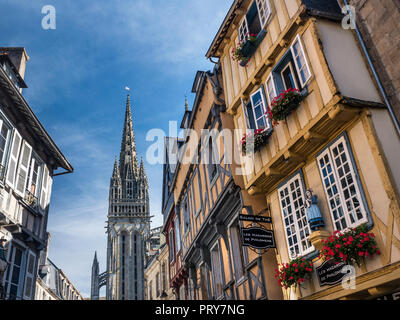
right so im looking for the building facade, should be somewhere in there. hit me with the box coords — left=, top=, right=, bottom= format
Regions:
left=0, top=47, right=73, bottom=300
left=36, top=260, right=83, bottom=300
left=144, top=233, right=174, bottom=300
left=91, top=94, right=151, bottom=300
left=207, top=0, right=400, bottom=300
left=161, top=136, right=187, bottom=300
left=170, top=68, right=282, bottom=300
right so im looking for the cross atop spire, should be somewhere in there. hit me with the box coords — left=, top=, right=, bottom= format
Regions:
left=120, top=93, right=139, bottom=179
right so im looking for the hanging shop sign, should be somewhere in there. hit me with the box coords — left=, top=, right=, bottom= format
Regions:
left=375, top=289, right=400, bottom=300
left=241, top=226, right=276, bottom=250
left=239, top=214, right=272, bottom=224
left=316, top=260, right=348, bottom=287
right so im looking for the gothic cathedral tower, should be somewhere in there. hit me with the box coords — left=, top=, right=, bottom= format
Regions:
left=91, top=94, right=150, bottom=300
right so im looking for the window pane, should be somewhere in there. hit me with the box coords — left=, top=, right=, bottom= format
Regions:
left=278, top=175, right=312, bottom=258
left=317, top=137, right=367, bottom=231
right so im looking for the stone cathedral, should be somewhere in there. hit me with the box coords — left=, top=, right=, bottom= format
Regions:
left=91, top=94, right=151, bottom=300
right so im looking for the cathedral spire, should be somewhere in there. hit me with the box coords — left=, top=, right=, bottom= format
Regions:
left=120, top=93, right=139, bottom=179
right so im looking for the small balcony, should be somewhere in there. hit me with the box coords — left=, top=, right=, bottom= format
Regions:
left=23, top=190, right=39, bottom=212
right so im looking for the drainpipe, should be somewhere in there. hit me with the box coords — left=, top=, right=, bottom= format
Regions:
left=343, top=0, right=400, bottom=137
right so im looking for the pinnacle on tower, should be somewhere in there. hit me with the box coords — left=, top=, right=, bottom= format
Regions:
left=112, top=157, right=121, bottom=179
left=120, top=93, right=139, bottom=179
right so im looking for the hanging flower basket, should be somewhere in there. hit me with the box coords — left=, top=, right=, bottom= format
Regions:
left=241, top=128, right=272, bottom=154
left=232, top=30, right=267, bottom=67
left=320, top=224, right=381, bottom=268
left=270, top=88, right=304, bottom=121
left=274, top=257, right=314, bottom=289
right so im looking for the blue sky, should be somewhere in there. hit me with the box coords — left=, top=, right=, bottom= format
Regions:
left=0, top=0, right=232, bottom=297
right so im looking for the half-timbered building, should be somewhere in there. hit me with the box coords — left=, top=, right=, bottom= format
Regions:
left=206, top=0, right=400, bottom=300
left=171, top=67, right=282, bottom=300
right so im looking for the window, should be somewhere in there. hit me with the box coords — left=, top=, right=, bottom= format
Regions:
left=238, top=1, right=270, bottom=42
left=26, top=154, right=42, bottom=199
left=278, top=174, right=313, bottom=258
left=183, top=197, right=190, bottom=233
left=265, top=75, right=276, bottom=105
left=174, top=217, right=181, bottom=253
left=256, top=0, right=271, bottom=28
left=0, top=117, right=11, bottom=175
left=169, top=229, right=175, bottom=262
left=266, top=35, right=311, bottom=98
left=207, top=137, right=218, bottom=183
left=281, top=61, right=299, bottom=91
left=228, top=223, right=245, bottom=281
left=23, top=251, right=36, bottom=300
left=238, top=17, right=249, bottom=43
left=291, top=35, right=311, bottom=87
left=5, top=129, right=22, bottom=189
left=5, top=244, right=24, bottom=300
left=244, top=86, right=271, bottom=131
left=210, top=241, right=224, bottom=299
left=317, top=136, right=368, bottom=231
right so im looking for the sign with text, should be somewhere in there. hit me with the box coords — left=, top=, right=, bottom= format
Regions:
left=241, top=227, right=276, bottom=250
left=316, top=260, right=348, bottom=287
left=239, top=214, right=272, bottom=224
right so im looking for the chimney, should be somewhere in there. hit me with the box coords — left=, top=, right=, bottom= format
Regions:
left=0, top=47, right=29, bottom=80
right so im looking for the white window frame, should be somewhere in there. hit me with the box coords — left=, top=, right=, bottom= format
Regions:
left=290, top=34, right=312, bottom=88
left=5, top=243, right=26, bottom=300
left=250, top=88, right=270, bottom=131
left=0, top=117, right=12, bottom=167
left=15, top=140, right=33, bottom=198
left=22, top=250, right=36, bottom=300
left=39, top=165, right=49, bottom=214
left=280, top=61, right=299, bottom=91
left=278, top=173, right=314, bottom=259
left=316, top=136, right=368, bottom=232
left=26, top=154, right=43, bottom=199
left=5, top=129, right=22, bottom=189
left=238, top=16, right=249, bottom=43
left=265, top=74, right=277, bottom=106
left=256, top=0, right=272, bottom=29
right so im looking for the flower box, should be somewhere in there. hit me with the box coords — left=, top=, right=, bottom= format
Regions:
left=275, top=257, right=314, bottom=289
left=269, top=87, right=308, bottom=122
left=320, top=224, right=381, bottom=268
left=241, top=128, right=272, bottom=154
left=232, top=29, right=267, bottom=67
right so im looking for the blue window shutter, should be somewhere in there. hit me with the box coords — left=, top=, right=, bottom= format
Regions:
left=246, top=102, right=257, bottom=130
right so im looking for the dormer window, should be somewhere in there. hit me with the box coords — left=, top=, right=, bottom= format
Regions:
left=238, top=0, right=271, bottom=43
